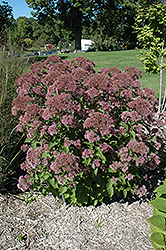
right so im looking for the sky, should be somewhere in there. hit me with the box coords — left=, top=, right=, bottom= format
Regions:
left=1, top=0, right=33, bottom=19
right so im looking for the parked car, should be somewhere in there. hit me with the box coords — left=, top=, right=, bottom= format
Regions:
left=24, top=54, right=31, bottom=57
left=30, top=51, right=39, bottom=56
left=50, top=50, right=57, bottom=54
left=40, top=51, right=48, bottom=56
left=46, top=51, right=53, bottom=55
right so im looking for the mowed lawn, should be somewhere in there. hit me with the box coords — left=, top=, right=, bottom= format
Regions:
left=59, top=49, right=166, bottom=99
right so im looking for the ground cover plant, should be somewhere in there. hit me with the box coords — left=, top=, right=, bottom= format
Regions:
left=148, top=180, right=166, bottom=250
left=12, top=54, right=166, bottom=206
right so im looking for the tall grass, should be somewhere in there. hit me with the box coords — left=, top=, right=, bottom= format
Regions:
left=0, top=44, right=28, bottom=193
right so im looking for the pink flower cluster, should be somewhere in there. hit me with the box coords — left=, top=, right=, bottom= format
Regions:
left=50, top=152, right=80, bottom=184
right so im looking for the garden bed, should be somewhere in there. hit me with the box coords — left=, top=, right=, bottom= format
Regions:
left=0, top=192, right=154, bottom=250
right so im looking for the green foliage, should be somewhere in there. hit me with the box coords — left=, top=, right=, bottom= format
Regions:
left=0, top=44, right=29, bottom=194
left=134, top=2, right=166, bottom=74
left=0, top=45, right=29, bottom=145
left=0, top=1, right=14, bottom=36
left=0, top=134, right=26, bottom=194
left=134, top=1, right=166, bottom=112
left=147, top=180, right=166, bottom=249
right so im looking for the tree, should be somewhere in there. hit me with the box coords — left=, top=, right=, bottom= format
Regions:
left=0, top=1, right=14, bottom=43
left=88, top=0, right=141, bottom=51
left=134, top=1, right=166, bottom=113
left=25, top=0, right=103, bottom=50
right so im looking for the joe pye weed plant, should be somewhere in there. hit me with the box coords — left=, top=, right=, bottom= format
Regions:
left=12, top=54, right=166, bottom=206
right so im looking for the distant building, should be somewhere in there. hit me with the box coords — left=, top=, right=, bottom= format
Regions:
left=81, top=39, right=92, bottom=51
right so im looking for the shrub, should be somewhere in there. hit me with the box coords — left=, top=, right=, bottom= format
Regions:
left=12, top=54, right=166, bottom=206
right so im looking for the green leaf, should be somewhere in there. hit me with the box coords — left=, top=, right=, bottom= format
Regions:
left=155, top=184, right=166, bottom=195
left=151, top=241, right=165, bottom=250
left=150, top=198, right=166, bottom=213
left=130, top=130, right=136, bottom=140
left=63, top=146, right=69, bottom=154
left=153, top=208, right=166, bottom=218
left=106, top=180, right=114, bottom=197
left=123, top=189, right=128, bottom=198
left=95, top=147, right=106, bottom=163
left=147, top=215, right=165, bottom=231
left=24, top=137, right=31, bottom=143
left=94, top=199, right=98, bottom=206
left=59, top=186, right=68, bottom=195
left=149, top=232, right=165, bottom=247
left=94, top=167, right=98, bottom=176
left=49, top=178, right=58, bottom=189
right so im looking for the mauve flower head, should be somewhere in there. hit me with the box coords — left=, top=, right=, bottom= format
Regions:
left=40, top=108, right=53, bottom=120
left=83, top=73, right=110, bottom=91
left=69, top=56, right=95, bottom=73
left=98, top=67, right=121, bottom=76
left=84, top=130, right=100, bottom=143
left=92, top=159, right=100, bottom=168
left=110, top=176, right=118, bottom=183
left=48, top=122, right=57, bottom=136
left=129, top=111, right=142, bottom=122
left=83, top=111, right=113, bottom=136
left=45, top=93, right=72, bottom=114
left=17, top=175, right=29, bottom=192
left=30, top=61, right=45, bottom=74
left=136, top=185, right=147, bottom=197
left=12, top=95, right=35, bottom=114
left=125, top=173, right=134, bottom=180
left=85, top=87, right=100, bottom=98
left=111, top=72, right=134, bottom=89
left=30, top=118, right=41, bottom=130
left=26, top=146, right=43, bottom=168
left=44, top=54, right=61, bottom=65
left=32, top=86, right=44, bottom=96
left=136, top=156, right=146, bottom=166
left=128, top=97, right=151, bottom=117
left=124, top=67, right=142, bottom=80
left=27, top=128, right=35, bottom=139
left=127, top=140, right=148, bottom=156
left=56, top=73, right=77, bottom=93
left=40, top=125, right=48, bottom=137
left=62, top=114, right=77, bottom=128
left=82, top=149, right=93, bottom=159
left=21, top=144, right=28, bottom=152
left=17, top=124, right=24, bottom=132
left=71, top=67, right=89, bottom=82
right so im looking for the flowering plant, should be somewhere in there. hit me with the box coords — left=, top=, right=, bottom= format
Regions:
left=12, top=54, right=166, bottom=206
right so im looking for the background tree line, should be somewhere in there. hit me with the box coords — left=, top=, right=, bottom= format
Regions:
left=0, top=0, right=164, bottom=51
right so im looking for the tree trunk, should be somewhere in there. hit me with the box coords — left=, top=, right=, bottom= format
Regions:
left=74, top=28, right=82, bottom=50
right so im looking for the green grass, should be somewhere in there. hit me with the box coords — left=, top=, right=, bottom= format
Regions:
left=59, top=50, right=165, bottom=99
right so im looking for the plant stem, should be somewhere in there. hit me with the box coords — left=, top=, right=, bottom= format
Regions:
left=158, top=37, right=165, bottom=113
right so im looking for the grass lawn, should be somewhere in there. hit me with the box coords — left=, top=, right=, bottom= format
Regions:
left=59, top=50, right=165, bottom=99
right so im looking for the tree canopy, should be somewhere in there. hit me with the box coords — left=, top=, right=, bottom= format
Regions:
left=26, top=0, right=102, bottom=50
left=0, top=1, right=14, bottom=43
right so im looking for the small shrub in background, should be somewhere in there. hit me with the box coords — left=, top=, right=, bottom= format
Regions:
left=12, top=54, right=166, bottom=206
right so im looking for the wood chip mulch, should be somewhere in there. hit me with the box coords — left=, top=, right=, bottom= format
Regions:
left=0, top=192, right=154, bottom=250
